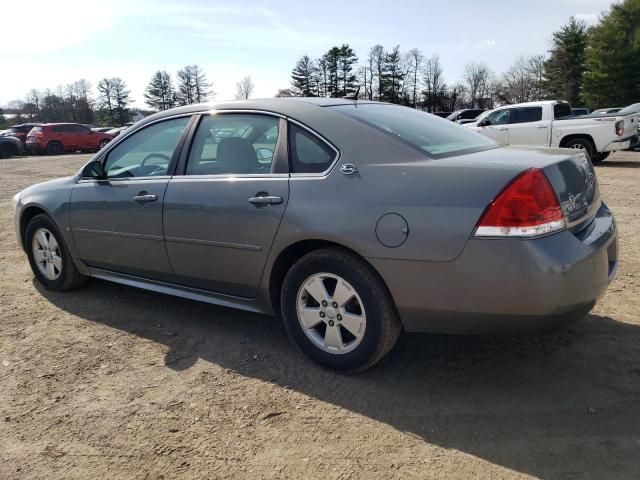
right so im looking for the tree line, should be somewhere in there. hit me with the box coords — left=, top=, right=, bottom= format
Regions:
left=285, top=0, right=639, bottom=111
left=1, top=0, right=637, bottom=129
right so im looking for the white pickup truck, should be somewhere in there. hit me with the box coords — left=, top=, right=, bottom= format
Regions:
left=467, top=100, right=639, bottom=162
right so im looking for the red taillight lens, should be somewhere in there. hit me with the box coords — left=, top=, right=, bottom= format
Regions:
left=475, top=168, right=565, bottom=238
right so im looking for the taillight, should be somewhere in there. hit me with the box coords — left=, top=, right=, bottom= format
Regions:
left=475, top=168, right=565, bottom=238
left=615, top=120, right=624, bottom=136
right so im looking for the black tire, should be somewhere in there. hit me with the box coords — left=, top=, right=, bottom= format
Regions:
left=0, top=143, right=15, bottom=158
left=25, top=214, right=87, bottom=291
left=563, top=138, right=595, bottom=162
left=595, top=151, right=610, bottom=163
left=46, top=141, right=64, bottom=155
left=281, top=247, right=401, bottom=372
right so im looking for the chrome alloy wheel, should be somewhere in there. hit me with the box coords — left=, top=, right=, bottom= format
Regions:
left=32, top=228, right=62, bottom=280
left=296, top=273, right=366, bottom=354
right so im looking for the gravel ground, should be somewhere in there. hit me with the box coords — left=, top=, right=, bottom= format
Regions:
left=1, top=151, right=639, bottom=480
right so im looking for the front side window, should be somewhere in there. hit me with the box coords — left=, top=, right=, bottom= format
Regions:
left=485, top=109, right=511, bottom=125
left=185, top=114, right=279, bottom=175
left=511, top=107, right=543, bottom=124
left=333, top=104, right=498, bottom=158
left=103, top=116, right=190, bottom=178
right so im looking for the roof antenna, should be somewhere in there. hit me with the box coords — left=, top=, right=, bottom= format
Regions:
left=343, top=85, right=360, bottom=100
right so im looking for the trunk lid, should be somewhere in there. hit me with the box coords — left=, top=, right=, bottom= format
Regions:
left=542, top=151, right=600, bottom=232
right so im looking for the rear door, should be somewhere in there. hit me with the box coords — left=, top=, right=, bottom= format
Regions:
left=507, top=106, right=549, bottom=146
left=163, top=112, right=289, bottom=298
left=70, top=115, right=192, bottom=279
left=72, top=124, right=94, bottom=149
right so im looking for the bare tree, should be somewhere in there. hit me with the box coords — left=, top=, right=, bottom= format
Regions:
left=463, top=62, right=493, bottom=108
left=423, top=55, right=444, bottom=112
left=497, top=55, right=547, bottom=104
left=235, top=76, right=255, bottom=100
left=405, top=49, right=424, bottom=108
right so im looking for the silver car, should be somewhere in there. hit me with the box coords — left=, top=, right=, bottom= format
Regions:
left=13, top=99, right=618, bottom=371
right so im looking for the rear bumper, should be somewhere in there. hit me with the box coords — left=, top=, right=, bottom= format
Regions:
left=602, top=136, right=636, bottom=152
left=369, top=202, right=618, bottom=334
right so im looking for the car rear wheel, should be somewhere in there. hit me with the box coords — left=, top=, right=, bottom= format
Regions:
left=46, top=141, right=64, bottom=155
left=0, top=143, right=16, bottom=158
left=565, top=138, right=595, bottom=162
left=281, top=247, right=401, bottom=372
left=25, top=214, right=87, bottom=291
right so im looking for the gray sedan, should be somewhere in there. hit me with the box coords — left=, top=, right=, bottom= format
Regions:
left=13, top=98, right=618, bottom=371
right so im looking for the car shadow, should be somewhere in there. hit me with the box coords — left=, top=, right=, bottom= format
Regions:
left=36, top=278, right=640, bottom=479
left=597, top=160, right=640, bottom=168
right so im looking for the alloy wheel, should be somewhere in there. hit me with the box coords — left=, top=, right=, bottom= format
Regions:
left=32, top=228, right=62, bottom=280
left=296, top=273, right=366, bottom=354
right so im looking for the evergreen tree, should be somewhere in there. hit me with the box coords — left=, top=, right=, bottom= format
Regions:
left=542, top=17, right=588, bottom=105
left=144, top=71, right=175, bottom=111
left=97, top=77, right=130, bottom=126
left=583, top=0, right=640, bottom=108
left=381, top=45, right=404, bottom=103
left=175, top=65, right=212, bottom=105
left=291, top=55, right=317, bottom=96
left=192, top=65, right=213, bottom=103
left=337, top=44, right=358, bottom=96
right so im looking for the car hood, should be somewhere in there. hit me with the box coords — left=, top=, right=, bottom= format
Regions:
left=16, top=176, right=77, bottom=202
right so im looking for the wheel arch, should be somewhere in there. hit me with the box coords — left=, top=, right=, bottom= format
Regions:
left=559, top=133, right=597, bottom=151
left=267, top=239, right=392, bottom=317
left=19, top=205, right=50, bottom=250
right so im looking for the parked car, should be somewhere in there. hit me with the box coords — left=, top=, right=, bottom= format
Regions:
left=592, top=107, right=622, bottom=115
left=0, top=135, right=24, bottom=158
left=13, top=98, right=618, bottom=371
left=571, top=107, right=590, bottom=116
left=467, top=100, right=639, bottom=162
left=105, top=126, right=129, bottom=138
left=433, top=111, right=452, bottom=118
left=1, top=123, right=42, bottom=144
left=26, top=123, right=113, bottom=155
left=447, top=109, right=485, bottom=123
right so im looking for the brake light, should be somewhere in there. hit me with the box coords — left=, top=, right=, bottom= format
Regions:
left=615, top=120, right=624, bottom=136
left=475, top=168, right=565, bottom=238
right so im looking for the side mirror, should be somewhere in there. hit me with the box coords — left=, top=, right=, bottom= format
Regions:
left=81, top=160, right=106, bottom=179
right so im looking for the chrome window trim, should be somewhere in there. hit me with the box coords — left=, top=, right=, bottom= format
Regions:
left=286, top=117, right=341, bottom=177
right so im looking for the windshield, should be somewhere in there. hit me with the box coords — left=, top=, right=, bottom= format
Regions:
left=618, top=103, right=640, bottom=115
left=331, top=103, right=499, bottom=158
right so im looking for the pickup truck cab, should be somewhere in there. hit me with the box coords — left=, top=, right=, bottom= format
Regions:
left=467, top=100, right=639, bottom=162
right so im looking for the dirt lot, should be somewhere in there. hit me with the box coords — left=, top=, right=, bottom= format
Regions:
left=1, top=151, right=639, bottom=479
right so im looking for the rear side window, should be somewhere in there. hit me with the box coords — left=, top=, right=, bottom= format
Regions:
left=289, top=124, right=337, bottom=173
left=512, top=107, right=543, bottom=124
left=554, top=103, right=573, bottom=119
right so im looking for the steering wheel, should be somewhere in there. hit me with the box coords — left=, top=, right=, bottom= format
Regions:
left=139, top=153, right=170, bottom=176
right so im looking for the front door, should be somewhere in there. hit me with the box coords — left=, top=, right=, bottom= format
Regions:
left=478, top=108, right=511, bottom=144
left=70, top=116, right=191, bottom=279
left=163, top=113, right=288, bottom=298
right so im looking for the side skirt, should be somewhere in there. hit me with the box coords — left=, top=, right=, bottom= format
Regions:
left=88, top=267, right=268, bottom=315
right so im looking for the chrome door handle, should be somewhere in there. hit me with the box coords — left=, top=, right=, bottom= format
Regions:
left=536, top=125, right=548, bottom=129
left=498, top=127, right=508, bottom=131
left=133, top=194, right=158, bottom=203
left=248, top=195, right=283, bottom=205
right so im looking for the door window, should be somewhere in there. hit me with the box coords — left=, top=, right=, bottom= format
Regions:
left=289, top=124, right=337, bottom=173
left=485, top=109, right=511, bottom=125
left=511, top=107, right=543, bottom=124
left=185, top=114, right=279, bottom=175
left=103, top=116, right=190, bottom=178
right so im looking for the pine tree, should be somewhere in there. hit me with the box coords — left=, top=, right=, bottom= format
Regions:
left=337, top=44, right=358, bottom=96
left=97, top=77, right=130, bottom=126
left=583, top=0, right=640, bottom=108
left=381, top=45, right=404, bottom=103
left=291, top=55, right=317, bottom=96
left=144, top=71, right=175, bottom=111
left=542, top=17, right=588, bottom=106
left=191, top=65, right=213, bottom=103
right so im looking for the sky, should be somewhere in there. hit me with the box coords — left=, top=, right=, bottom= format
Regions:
left=0, top=0, right=615, bottom=108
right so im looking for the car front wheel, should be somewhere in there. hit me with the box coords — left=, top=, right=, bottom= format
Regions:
left=281, top=247, right=401, bottom=372
left=25, top=214, right=87, bottom=291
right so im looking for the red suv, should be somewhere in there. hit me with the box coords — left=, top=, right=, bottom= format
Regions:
left=26, top=123, right=113, bottom=155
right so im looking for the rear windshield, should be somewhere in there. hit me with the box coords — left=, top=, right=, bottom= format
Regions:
left=331, top=104, right=498, bottom=158
left=618, top=103, right=640, bottom=115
